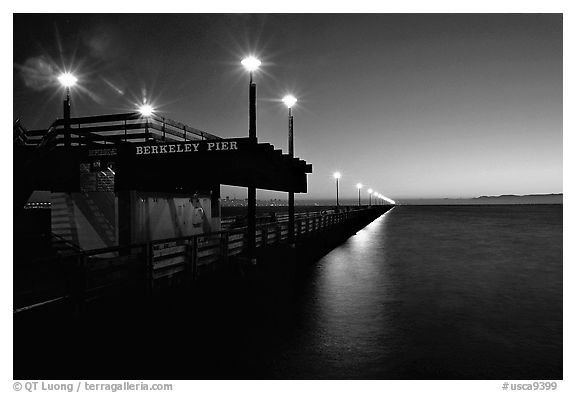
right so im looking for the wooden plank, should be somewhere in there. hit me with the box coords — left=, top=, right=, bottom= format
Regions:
left=197, top=254, right=220, bottom=266
left=228, top=243, right=244, bottom=252
left=198, top=239, right=221, bottom=248
left=153, top=245, right=187, bottom=257
left=228, top=248, right=243, bottom=256
left=153, top=241, right=179, bottom=250
left=152, top=265, right=186, bottom=280
left=197, top=248, right=220, bottom=259
left=153, top=255, right=186, bottom=270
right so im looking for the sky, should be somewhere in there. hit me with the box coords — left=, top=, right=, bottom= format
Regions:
left=13, top=14, right=563, bottom=201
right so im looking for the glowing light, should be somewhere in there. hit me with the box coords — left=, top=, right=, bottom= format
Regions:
left=282, top=95, right=297, bottom=109
left=138, top=104, right=154, bottom=117
left=368, top=188, right=373, bottom=194
left=356, top=183, right=363, bottom=189
left=333, top=172, right=341, bottom=179
left=241, top=56, right=261, bottom=72
left=378, top=194, right=396, bottom=204
left=58, top=72, right=77, bottom=88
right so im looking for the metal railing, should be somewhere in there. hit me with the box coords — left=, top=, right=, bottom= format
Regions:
left=22, top=112, right=221, bottom=148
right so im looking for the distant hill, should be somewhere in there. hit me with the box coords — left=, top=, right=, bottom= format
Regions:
left=400, top=193, right=562, bottom=205
left=472, top=193, right=563, bottom=204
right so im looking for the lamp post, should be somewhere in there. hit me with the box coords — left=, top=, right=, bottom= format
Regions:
left=368, top=188, right=373, bottom=206
left=241, top=56, right=261, bottom=263
left=282, top=94, right=297, bottom=246
left=58, top=72, right=77, bottom=147
left=138, top=104, right=154, bottom=140
left=241, top=56, right=261, bottom=141
left=333, top=172, right=341, bottom=208
left=356, top=183, right=363, bottom=206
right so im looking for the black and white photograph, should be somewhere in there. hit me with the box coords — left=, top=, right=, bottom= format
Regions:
left=9, top=4, right=571, bottom=389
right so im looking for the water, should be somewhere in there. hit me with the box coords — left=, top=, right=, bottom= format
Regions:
left=262, top=205, right=563, bottom=379
left=15, top=205, right=563, bottom=380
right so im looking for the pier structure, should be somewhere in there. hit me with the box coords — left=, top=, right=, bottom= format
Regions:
left=14, top=112, right=311, bottom=251
left=14, top=112, right=394, bottom=316
left=14, top=203, right=392, bottom=314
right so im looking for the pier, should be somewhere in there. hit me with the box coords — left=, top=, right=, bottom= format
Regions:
left=13, top=102, right=394, bottom=380
left=14, top=205, right=393, bottom=316
left=14, top=204, right=393, bottom=380
left=14, top=111, right=393, bottom=316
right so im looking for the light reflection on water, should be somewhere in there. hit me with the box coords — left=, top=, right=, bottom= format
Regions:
left=273, top=205, right=562, bottom=379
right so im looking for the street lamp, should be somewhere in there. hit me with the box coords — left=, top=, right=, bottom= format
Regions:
left=282, top=94, right=297, bottom=246
left=368, top=188, right=373, bottom=206
left=58, top=72, right=77, bottom=90
left=241, top=56, right=261, bottom=262
left=356, top=183, right=363, bottom=206
left=241, top=55, right=261, bottom=141
left=138, top=104, right=154, bottom=117
left=58, top=72, right=77, bottom=147
left=333, top=172, right=341, bottom=208
left=138, top=104, right=154, bottom=141
left=241, top=56, right=262, bottom=74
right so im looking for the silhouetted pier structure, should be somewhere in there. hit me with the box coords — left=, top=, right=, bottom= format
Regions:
left=14, top=205, right=392, bottom=314
left=14, top=112, right=394, bottom=315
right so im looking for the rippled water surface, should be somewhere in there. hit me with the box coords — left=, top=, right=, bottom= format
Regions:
left=266, top=205, right=562, bottom=379
left=15, top=205, right=562, bottom=380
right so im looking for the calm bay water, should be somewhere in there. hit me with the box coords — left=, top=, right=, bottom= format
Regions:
left=254, top=205, right=563, bottom=379
left=15, top=205, right=563, bottom=380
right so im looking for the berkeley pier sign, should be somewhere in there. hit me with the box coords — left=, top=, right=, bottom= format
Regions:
left=133, top=138, right=248, bottom=156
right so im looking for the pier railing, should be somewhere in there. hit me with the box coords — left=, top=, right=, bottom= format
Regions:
left=14, top=206, right=391, bottom=314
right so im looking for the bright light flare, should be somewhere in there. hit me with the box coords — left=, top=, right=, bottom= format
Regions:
left=333, top=172, right=341, bottom=179
left=282, top=95, right=297, bottom=109
left=368, top=188, right=373, bottom=194
left=241, top=56, right=261, bottom=72
left=58, top=72, right=77, bottom=88
left=356, top=183, right=363, bottom=189
left=380, top=195, right=396, bottom=204
left=138, top=104, right=154, bottom=117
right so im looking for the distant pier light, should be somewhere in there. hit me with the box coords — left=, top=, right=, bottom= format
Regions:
left=356, top=183, right=363, bottom=206
left=333, top=172, right=341, bottom=207
left=382, top=196, right=396, bottom=205
left=367, top=188, right=373, bottom=206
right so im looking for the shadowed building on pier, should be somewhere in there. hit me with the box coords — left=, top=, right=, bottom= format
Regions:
left=14, top=112, right=312, bottom=251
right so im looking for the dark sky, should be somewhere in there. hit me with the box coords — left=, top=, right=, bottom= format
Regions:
left=13, top=14, right=562, bottom=200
